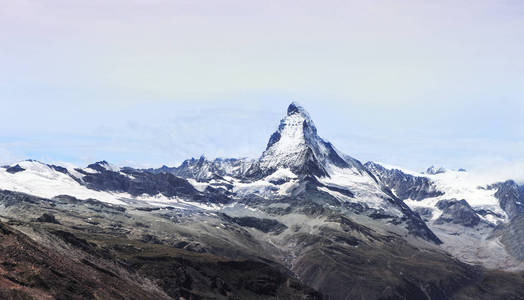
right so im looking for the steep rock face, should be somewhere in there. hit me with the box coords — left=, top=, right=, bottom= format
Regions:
left=0, top=159, right=235, bottom=208
left=434, top=199, right=481, bottom=227
left=500, top=214, right=524, bottom=261
left=247, top=102, right=359, bottom=178
left=152, top=156, right=255, bottom=181
left=364, top=162, right=524, bottom=269
left=365, top=161, right=444, bottom=200
left=5, top=164, right=25, bottom=174
left=364, top=161, right=513, bottom=227
left=86, top=160, right=120, bottom=173
left=274, top=177, right=443, bottom=244
left=238, top=103, right=442, bottom=244
left=79, top=165, right=203, bottom=199
left=489, top=180, right=524, bottom=219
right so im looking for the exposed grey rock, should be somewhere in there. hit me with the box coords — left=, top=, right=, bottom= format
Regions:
left=148, top=156, right=255, bottom=181
left=434, top=199, right=481, bottom=227
left=413, top=207, right=434, bottom=222
left=77, top=166, right=235, bottom=204
left=221, top=214, right=288, bottom=234
left=426, top=165, right=447, bottom=175
left=48, top=164, right=69, bottom=174
left=500, top=214, right=524, bottom=261
left=365, top=162, right=444, bottom=200
left=489, top=180, right=524, bottom=219
left=35, top=213, right=60, bottom=224
left=284, top=177, right=443, bottom=244
left=245, top=102, right=362, bottom=179
left=6, top=164, right=25, bottom=174
left=475, top=208, right=505, bottom=220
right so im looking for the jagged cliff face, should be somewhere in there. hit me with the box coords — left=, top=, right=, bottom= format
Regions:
left=365, top=161, right=444, bottom=200
left=247, top=102, right=362, bottom=179
left=490, top=180, right=524, bottom=219
left=161, top=156, right=255, bottom=181
left=236, top=102, right=440, bottom=244
left=256, top=102, right=347, bottom=177
left=0, top=102, right=523, bottom=299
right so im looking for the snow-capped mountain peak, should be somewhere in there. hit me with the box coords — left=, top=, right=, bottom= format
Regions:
left=254, top=102, right=352, bottom=178
left=265, top=101, right=317, bottom=151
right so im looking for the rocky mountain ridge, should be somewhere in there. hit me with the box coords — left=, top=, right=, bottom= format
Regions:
left=0, top=102, right=523, bottom=299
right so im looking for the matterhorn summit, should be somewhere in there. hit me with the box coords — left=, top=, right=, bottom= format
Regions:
left=249, top=102, right=363, bottom=178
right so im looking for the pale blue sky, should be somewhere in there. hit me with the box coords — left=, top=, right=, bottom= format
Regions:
left=0, top=1, right=523, bottom=181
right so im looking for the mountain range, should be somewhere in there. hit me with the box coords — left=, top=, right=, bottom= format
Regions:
left=0, top=102, right=523, bottom=299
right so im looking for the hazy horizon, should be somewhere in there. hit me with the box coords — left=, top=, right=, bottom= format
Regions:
left=1, top=1, right=523, bottom=182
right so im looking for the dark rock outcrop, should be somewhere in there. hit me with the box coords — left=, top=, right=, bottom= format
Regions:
left=435, top=199, right=481, bottom=227
left=489, top=180, right=524, bottom=219
left=221, top=214, right=288, bottom=234
left=6, top=164, right=25, bottom=174
left=365, top=162, right=444, bottom=201
left=426, top=165, right=447, bottom=175
left=148, top=156, right=254, bottom=181
left=35, top=213, right=60, bottom=224
left=77, top=166, right=235, bottom=204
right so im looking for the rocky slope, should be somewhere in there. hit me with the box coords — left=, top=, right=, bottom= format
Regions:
left=0, top=190, right=321, bottom=299
left=0, top=102, right=523, bottom=299
left=1, top=189, right=524, bottom=300
left=148, top=156, right=255, bottom=181
left=365, top=162, right=524, bottom=270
